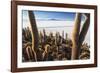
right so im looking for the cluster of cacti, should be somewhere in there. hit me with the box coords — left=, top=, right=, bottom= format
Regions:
left=22, top=27, right=90, bottom=62
left=79, top=43, right=90, bottom=59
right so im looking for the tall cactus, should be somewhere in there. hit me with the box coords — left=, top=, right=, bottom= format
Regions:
left=79, top=14, right=90, bottom=48
left=71, top=13, right=90, bottom=60
left=78, top=13, right=90, bottom=56
left=71, top=13, right=81, bottom=60
left=28, top=11, right=41, bottom=61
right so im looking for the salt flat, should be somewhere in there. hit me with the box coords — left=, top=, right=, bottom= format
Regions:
left=23, top=20, right=90, bottom=44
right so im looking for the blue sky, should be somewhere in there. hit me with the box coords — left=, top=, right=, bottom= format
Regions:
left=22, top=10, right=85, bottom=21
left=22, top=10, right=86, bottom=29
left=33, top=11, right=76, bottom=21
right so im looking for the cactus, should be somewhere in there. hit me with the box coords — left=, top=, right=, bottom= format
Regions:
left=71, top=13, right=81, bottom=59
left=28, top=11, right=42, bottom=61
left=78, top=14, right=90, bottom=53
left=71, top=13, right=90, bottom=60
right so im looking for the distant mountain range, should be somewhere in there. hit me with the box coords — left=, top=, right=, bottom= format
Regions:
left=36, top=18, right=67, bottom=21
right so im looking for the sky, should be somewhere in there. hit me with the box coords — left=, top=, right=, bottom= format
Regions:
left=33, top=11, right=76, bottom=21
left=22, top=10, right=85, bottom=21
left=22, top=10, right=85, bottom=28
